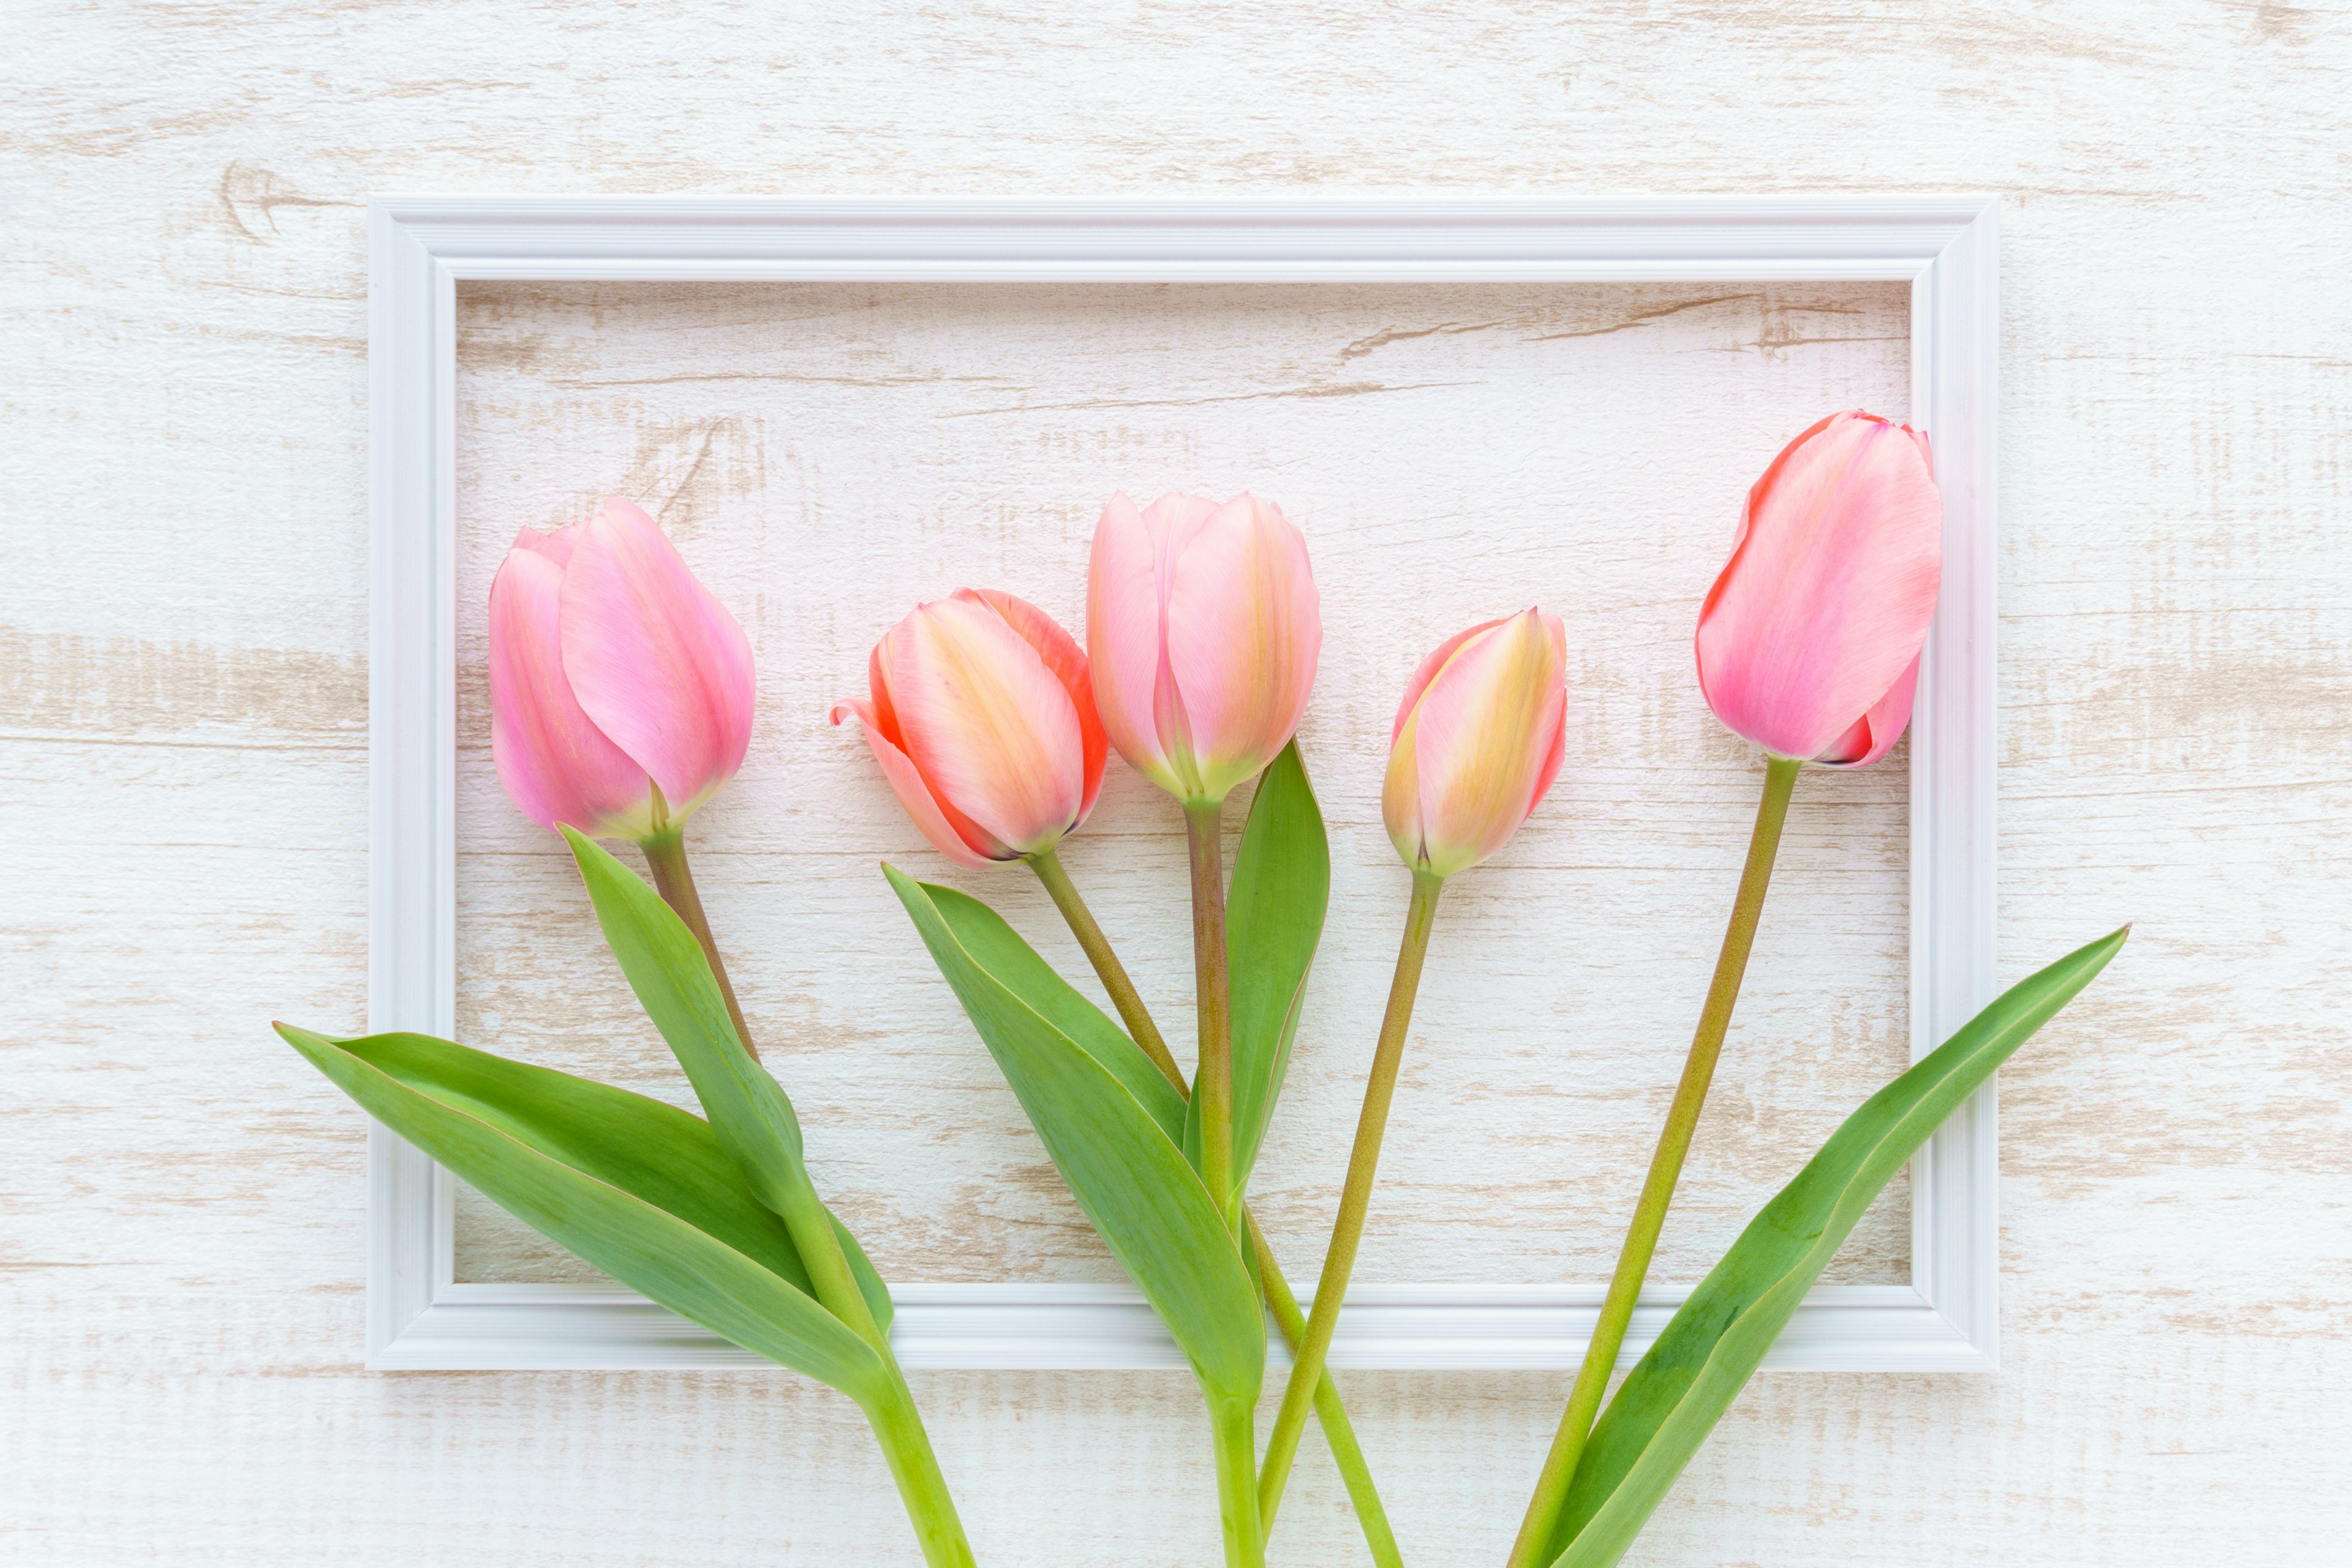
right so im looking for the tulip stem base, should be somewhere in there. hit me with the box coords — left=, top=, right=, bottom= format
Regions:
left=1210, top=1391, right=1267, bottom=1568
left=774, top=1137, right=973, bottom=1567
left=639, top=827, right=757, bottom=1061
left=1505, top=752, right=1800, bottom=1568
left=1028, top=848, right=1186, bottom=1091
left=1258, top=869, right=1444, bottom=1534
left=1184, top=799, right=1237, bottom=1229
left=862, top=1366, right=979, bottom=1568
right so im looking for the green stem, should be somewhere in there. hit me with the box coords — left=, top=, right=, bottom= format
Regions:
left=1246, top=1212, right=1404, bottom=1568
left=1210, top=1392, right=1266, bottom=1568
left=639, top=826, right=758, bottom=1063
left=1032, top=849, right=1401, bottom=1566
left=1028, top=848, right=1185, bottom=1090
left=640, top=806, right=962, bottom=1561
left=774, top=1173, right=974, bottom=1566
left=1184, top=799, right=1237, bottom=1229
left=863, top=1368, right=979, bottom=1568
left=1258, top=869, right=1444, bottom=1532
left=1504, top=753, right=1800, bottom=1568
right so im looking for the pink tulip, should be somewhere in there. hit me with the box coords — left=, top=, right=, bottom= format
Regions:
left=488, top=497, right=755, bottom=840
left=832, top=590, right=1107, bottom=869
left=1695, top=411, right=1942, bottom=767
left=1383, top=609, right=1568, bottom=880
left=1087, top=491, right=1321, bottom=805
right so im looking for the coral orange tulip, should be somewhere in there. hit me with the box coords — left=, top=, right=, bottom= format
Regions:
left=833, top=589, right=1106, bottom=868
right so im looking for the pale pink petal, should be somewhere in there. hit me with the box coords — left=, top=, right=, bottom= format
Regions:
left=1087, top=492, right=1183, bottom=795
left=1392, top=617, right=1507, bottom=742
left=1161, top=494, right=1322, bottom=802
left=831, top=703, right=997, bottom=869
left=960, top=587, right=1107, bottom=822
left=511, top=523, right=577, bottom=567
left=1818, top=653, right=1919, bottom=767
left=1381, top=704, right=1426, bottom=869
left=488, top=541, right=656, bottom=840
left=888, top=597, right=1085, bottom=858
left=559, top=498, right=756, bottom=823
left=1524, top=613, right=1571, bottom=810
left=1695, top=412, right=1941, bottom=763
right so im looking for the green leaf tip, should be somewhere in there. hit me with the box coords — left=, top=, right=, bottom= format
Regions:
left=272, top=1023, right=889, bottom=1396
left=1542, top=923, right=2127, bottom=1568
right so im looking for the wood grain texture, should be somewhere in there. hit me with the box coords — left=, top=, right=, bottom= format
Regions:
left=447, top=277, right=1917, bottom=1294
left=4, top=2, right=2347, bottom=1565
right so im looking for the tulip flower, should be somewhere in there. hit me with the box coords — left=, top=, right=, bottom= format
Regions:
left=1382, top=608, right=1569, bottom=880
left=488, top=496, right=759, bottom=1053
left=1258, top=609, right=1568, bottom=1526
left=1086, top=489, right=1322, bottom=1258
left=489, top=497, right=755, bottom=840
left=832, top=589, right=1200, bottom=1095
left=1087, top=491, right=1321, bottom=807
left=831, top=589, right=1105, bottom=869
left=1694, top=409, right=1941, bottom=767
left=1509, top=412, right=1945, bottom=1568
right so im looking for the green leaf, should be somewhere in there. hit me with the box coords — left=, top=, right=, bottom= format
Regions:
left=1184, top=741, right=1330, bottom=1201
left=924, top=876, right=1188, bottom=1145
left=564, top=829, right=805, bottom=1172
left=276, top=1023, right=888, bottom=1396
left=885, top=865, right=1265, bottom=1404
left=1545, top=926, right=2130, bottom=1568
left=560, top=829, right=892, bottom=1330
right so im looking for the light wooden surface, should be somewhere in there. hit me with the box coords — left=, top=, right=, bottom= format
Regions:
left=449, top=277, right=1918, bottom=1294
left=5, top=5, right=2346, bottom=1566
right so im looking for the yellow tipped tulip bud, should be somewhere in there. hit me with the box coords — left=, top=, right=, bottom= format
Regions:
left=1383, top=608, right=1568, bottom=880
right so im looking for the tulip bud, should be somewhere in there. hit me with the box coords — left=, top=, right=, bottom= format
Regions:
left=1383, top=609, right=1568, bottom=880
left=1695, top=410, right=1942, bottom=767
left=488, top=497, right=755, bottom=841
left=1087, top=491, right=1321, bottom=805
left=832, top=589, right=1107, bottom=868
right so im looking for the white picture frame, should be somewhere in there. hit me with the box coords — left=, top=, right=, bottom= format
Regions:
left=368, top=194, right=1999, bottom=1373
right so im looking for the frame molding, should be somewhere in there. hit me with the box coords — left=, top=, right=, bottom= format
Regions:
left=368, top=194, right=1999, bottom=1372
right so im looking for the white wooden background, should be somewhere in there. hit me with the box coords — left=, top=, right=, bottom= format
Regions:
left=5, top=6, right=2346, bottom=1566
left=450, top=277, right=1919, bottom=1294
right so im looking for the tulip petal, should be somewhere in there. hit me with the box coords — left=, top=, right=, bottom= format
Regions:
left=559, top=498, right=756, bottom=823
left=1162, top=494, right=1322, bottom=802
left=887, top=596, right=1085, bottom=859
left=1818, top=652, right=1919, bottom=767
left=511, top=523, right=577, bottom=567
left=488, top=537, right=656, bottom=839
left=959, top=588, right=1108, bottom=823
left=1695, top=412, right=1941, bottom=763
left=1087, top=492, right=1185, bottom=795
left=1392, top=616, right=1508, bottom=742
left=831, top=703, right=997, bottom=869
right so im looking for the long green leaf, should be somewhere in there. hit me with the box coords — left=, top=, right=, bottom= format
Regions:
left=564, top=829, right=805, bottom=1171
left=1545, top=926, right=2130, bottom=1568
left=277, top=1023, right=887, bottom=1396
left=1183, top=741, right=1329, bottom=1200
left=925, top=877, right=1189, bottom=1145
left=560, top=828, right=891, bottom=1330
left=886, top=865, right=1265, bottom=1404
